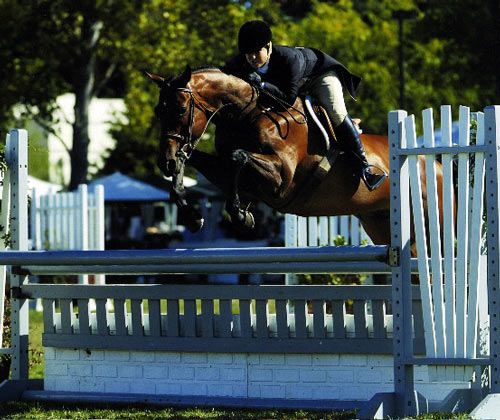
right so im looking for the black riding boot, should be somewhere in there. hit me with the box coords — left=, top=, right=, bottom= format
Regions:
left=335, top=116, right=387, bottom=191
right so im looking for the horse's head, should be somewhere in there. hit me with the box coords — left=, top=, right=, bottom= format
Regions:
left=146, top=65, right=210, bottom=178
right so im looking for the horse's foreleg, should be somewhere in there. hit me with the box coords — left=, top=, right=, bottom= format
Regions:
left=225, top=150, right=255, bottom=229
left=171, top=162, right=204, bottom=233
left=188, top=149, right=254, bottom=229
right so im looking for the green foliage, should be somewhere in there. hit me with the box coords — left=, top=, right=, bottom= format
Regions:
left=298, top=235, right=368, bottom=285
left=0, top=297, right=11, bottom=381
left=0, top=0, right=498, bottom=185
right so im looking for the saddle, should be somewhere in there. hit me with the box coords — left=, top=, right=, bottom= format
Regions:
left=303, top=96, right=362, bottom=152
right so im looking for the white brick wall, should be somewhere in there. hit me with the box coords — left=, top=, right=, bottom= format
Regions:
left=44, top=348, right=472, bottom=403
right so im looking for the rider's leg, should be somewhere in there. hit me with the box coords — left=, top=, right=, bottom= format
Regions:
left=306, top=71, right=386, bottom=191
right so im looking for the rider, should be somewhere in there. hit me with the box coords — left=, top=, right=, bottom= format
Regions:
left=222, top=20, right=386, bottom=191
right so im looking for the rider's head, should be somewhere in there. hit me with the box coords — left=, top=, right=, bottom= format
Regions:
left=238, top=20, right=272, bottom=70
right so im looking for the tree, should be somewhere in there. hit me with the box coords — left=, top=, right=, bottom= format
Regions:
left=0, top=0, right=143, bottom=190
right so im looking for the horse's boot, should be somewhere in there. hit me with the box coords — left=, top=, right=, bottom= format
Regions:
left=336, top=116, right=387, bottom=191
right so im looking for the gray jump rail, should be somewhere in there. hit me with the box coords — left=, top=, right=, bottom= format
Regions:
left=1, top=245, right=394, bottom=275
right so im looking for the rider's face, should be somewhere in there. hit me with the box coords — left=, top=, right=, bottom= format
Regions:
left=245, top=43, right=271, bottom=69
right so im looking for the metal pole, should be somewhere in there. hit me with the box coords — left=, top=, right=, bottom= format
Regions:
left=389, top=110, right=416, bottom=416
left=392, top=10, right=418, bottom=110
left=0, top=245, right=390, bottom=266
left=485, top=106, right=500, bottom=393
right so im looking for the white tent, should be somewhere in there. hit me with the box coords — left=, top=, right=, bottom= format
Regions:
left=0, top=175, right=61, bottom=197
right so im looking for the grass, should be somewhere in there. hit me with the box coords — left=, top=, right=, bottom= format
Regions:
left=29, top=309, right=44, bottom=378
left=0, top=401, right=472, bottom=419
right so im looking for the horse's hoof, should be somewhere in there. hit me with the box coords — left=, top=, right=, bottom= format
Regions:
left=186, top=217, right=204, bottom=233
left=233, top=209, right=255, bottom=230
left=243, top=211, right=255, bottom=229
left=181, top=207, right=204, bottom=232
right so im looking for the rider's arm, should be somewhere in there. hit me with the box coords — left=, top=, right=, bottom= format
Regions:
left=260, top=47, right=304, bottom=106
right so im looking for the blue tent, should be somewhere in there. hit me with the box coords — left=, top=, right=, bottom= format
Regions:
left=88, top=172, right=169, bottom=202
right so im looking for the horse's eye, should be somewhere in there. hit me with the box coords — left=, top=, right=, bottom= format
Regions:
left=178, top=106, right=187, bottom=116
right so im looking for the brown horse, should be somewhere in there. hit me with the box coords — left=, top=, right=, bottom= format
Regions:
left=147, top=65, right=442, bottom=245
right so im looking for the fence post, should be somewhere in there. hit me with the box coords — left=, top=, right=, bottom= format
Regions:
left=8, top=129, right=29, bottom=380
left=389, top=110, right=416, bottom=416
left=94, top=185, right=105, bottom=285
left=485, top=106, right=500, bottom=393
left=0, top=133, right=12, bottom=347
left=78, top=184, right=89, bottom=285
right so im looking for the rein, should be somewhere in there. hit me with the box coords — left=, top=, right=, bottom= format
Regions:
left=258, top=88, right=307, bottom=125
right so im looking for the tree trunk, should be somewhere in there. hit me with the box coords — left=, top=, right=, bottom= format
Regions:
left=69, top=16, right=103, bottom=191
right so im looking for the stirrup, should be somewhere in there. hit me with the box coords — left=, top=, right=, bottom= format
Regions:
left=361, top=167, right=387, bottom=191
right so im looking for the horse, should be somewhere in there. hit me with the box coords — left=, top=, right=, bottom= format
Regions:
left=146, top=65, right=444, bottom=246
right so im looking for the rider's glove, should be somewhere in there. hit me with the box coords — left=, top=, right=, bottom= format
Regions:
left=246, top=72, right=262, bottom=87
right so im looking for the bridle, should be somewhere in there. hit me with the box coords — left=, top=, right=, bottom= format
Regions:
left=163, top=86, right=231, bottom=164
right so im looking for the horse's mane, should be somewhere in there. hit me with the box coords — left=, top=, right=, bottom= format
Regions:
left=191, top=66, right=222, bottom=74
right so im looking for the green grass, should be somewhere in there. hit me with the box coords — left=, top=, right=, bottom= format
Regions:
left=0, top=401, right=472, bottom=419
left=29, top=310, right=44, bottom=378
left=0, top=401, right=355, bottom=419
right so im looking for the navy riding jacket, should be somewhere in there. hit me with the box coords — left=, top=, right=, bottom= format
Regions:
left=222, top=45, right=362, bottom=106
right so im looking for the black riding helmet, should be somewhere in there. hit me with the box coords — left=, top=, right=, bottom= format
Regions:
left=238, top=20, right=272, bottom=54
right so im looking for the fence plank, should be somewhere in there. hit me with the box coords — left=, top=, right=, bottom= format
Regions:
left=440, top=105, right=457, bottom=357
left=77, top=299, right=90, bottom=335
left=219, top=299, right=232, bottom=338
left=96, top=299, right=108, bottom=335
left=201, top=299, right=214, bottom=338
left=60, top=299, right=73, bottom=335
left=239, top=299, right=252, bottom=338
left=466, top=112, right=486, bottom=358
left=406, top=114, right=436, bottom=358
left=114, top=299, right=127, bottom=336
left=276, top=299, right=288, bottom=338
left=423, top=108, right=446, bottom=357
left=353, top=300, right=368, bottom=338
left=148, top=299, right=161, bottom=337
left=167, top=300, right=180, bottom=337
left=183, top=299, right=197, bottom=337
left=332, top=300, right=346, bottom=338
left=312, top=300, right=325, bottom=338
left=455, top=106, right=471, bottom=358
left=372, top=300, right=386, bottom=339
left=131, top=299, right=143, bottom=337
left=294, top=299, right=307, bottom=338
left=42, top=299, right=55, bottom=334
left=255, top=300, right=268, bottom=338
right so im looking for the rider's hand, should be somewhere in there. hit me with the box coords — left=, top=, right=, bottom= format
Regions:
left=246, top=72, right=262, bottom=87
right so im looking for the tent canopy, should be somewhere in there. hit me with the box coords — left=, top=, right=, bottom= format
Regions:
left=88, top=172, right=169, bottom=202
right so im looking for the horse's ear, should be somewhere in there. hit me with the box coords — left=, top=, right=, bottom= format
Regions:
left=143, top=70, right=165, bottom=87
left=178, top=65, right=192, bottom=87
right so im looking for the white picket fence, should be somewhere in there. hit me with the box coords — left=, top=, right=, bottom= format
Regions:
left=284, top=214, right=372, bottom=285
left=402, top=105, right=488, bottom=379
left=285, top=214, right=371, bottom=247
left=30, top=184, right=105, bottom=286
